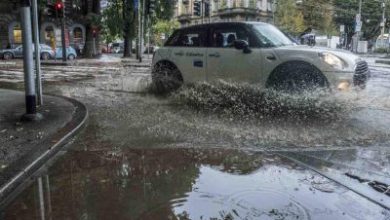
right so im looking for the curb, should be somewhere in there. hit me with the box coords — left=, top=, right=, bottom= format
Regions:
left=375, top=60, right=390, bottom=65
left=0, top=94, right=88, bottom=210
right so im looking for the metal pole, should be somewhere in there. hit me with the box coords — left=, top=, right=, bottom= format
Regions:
left=201, top=0, right=204, bottom=24
left=355, top=0, right=362, bottom=52
left=61, top=4, right=66, bottom=62
left=147, top=15, right=150, bottom=59
left=141, top=0, right=145, bottom=62
left=32, top=0, right=42, bottom=106
left=20, top=0, right=40, bottom=120
left=381, top=0, right=386, bottom=48
left=138, top=0, right=142, bottom=62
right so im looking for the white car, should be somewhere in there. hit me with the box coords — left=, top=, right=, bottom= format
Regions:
left=152, top=22, right=370, bottom=93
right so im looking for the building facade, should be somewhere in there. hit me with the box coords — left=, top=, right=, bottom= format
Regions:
left=174, top=0, right=273, bottom=26
left=0, top=0, right=87, bottom=50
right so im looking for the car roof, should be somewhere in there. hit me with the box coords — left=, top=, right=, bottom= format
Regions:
left=177, top=21, right=268, bottom=31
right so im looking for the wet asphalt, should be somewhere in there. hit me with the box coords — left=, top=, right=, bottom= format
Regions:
left=1, top=59, right=390, bottom=219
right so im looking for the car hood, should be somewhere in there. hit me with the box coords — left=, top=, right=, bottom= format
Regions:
left=274, top=45, right=361, bottom=65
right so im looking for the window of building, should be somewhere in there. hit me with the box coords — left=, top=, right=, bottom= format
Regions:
left=73, top=27, right=83, bottom=45
left=13, top=24, right=22, bottom=44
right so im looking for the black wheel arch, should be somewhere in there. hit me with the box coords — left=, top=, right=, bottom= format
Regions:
left=153, top=60, right=183, bottom=80
left=266, top=60, right=329, bottom=89
left=3, top=52, right=14, bottom=58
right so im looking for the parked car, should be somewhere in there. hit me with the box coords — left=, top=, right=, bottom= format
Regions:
left=152, top=22, right=370, bottom=93
left=112, top=42, right=124, bottom=54
left=0, top=44, right=55, bottom=60
left=55, top=47, right=77, bottom=60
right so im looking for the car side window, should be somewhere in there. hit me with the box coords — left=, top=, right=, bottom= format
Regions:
left=211, top=26, right=252, bottom=48
left=166, top=29, right=206, bottom=47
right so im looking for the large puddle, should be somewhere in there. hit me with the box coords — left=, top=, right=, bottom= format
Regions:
left=2, top=65, right=390, bottom=219
left=3, top=148, right=389, bottom=220
left=43, top=66, right=390, bottom=150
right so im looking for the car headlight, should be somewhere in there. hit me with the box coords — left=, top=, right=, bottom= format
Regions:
left=319, top=52, right=347, bottom=70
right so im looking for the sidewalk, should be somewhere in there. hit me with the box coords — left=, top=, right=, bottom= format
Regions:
left=0, top=89, right=88, bottom=208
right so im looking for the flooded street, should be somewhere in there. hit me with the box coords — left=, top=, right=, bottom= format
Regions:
left=2, top=62, right=390, bottom=219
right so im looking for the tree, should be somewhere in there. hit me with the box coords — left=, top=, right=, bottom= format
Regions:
left=276, top=0, right=305, bottom=35
left=333, top=0, right=390, bottom=40
left=82, top=0, right=102, bottom=58
left=102, top=0, right=136, bottom=57
left=152, top=20, right=179, bottom=46
left=299, top=0, right=337, bottom=35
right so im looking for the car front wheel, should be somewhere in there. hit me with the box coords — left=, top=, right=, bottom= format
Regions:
left=152, top=62, right=183, bottom=94
left=267, top=61, right=328, bottom=93
left=68, top=54, right=75, bottom=60
left=41, top=52, right=50, bottom=60
left=3, top=52, right=13, bottom=60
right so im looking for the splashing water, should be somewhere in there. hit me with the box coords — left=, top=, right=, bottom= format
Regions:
left=172, top=81, right=355, bottom=122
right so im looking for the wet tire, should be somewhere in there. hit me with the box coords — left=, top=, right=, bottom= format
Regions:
left=3, top=52, right=13, bottom=60
left=41, top=52, right=50, bottom=60
left=152, top=62, right=183, bottom=94
left=68, top=54, right=75, bottom=60
left=267, top=61, right=328, bottom=93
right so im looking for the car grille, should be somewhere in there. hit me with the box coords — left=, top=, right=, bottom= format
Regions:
left=354, top=61, right=370, bottom=88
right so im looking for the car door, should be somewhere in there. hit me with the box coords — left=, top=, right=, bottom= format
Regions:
left=206, top=24, right=263, bottom=84
left=167, top=27, right=208, bottom=83
left=14, top=46, right=23, bottom=58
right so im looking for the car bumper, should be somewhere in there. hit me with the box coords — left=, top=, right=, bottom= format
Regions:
left=324, top=69, right=370, bottom=91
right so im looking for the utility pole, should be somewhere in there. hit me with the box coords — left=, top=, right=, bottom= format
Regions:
left=381, top=0, right=386, bottom=48
left=355, top=0, right=362, bottom=52
left=32, top=0, right=42, bottom=106
left=136, top=0, right=142, bottom=62
left=20, top=0, right=41, bottom=121
left=141, top=0, right=146, bottom=62
left=60, top=3, right=66, bottom=61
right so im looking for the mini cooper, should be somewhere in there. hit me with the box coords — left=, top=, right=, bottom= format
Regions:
left=152, top=22, right=370, bottom=93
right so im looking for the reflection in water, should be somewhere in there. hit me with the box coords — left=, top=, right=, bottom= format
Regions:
left=4, top=149, right=389, bottom=220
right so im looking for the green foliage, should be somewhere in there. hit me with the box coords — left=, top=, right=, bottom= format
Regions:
left=276, top=0, right=305, bottom=35
left=102, top=0, right=124, bottom=40
left=374, top=47, right=388, bottom=53
left=295, top=0, right=337, bottom=35
left=333, top=0, right=390, bottom=40
left=152, top=20, right=180, bottom=46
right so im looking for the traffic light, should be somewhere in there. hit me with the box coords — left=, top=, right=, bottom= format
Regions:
left=204, top=2, right=210, bottom=17
left=45, top=4, right=56, bottom=18
left=54, top=1, right=64, bottom=18
left=193, top=1, right=201, bottom=16
left=147, top=0, right=156, bottom=15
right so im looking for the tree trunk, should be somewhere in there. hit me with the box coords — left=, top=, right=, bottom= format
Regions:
left=123, top=32, right=132, bottom=57
left=82, top=0, right=101, bottom=58
left=83, top=24, right=94, bottom=58
left=122, top=0, right=134, bottom=57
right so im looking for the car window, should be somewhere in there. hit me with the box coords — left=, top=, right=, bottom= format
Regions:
left=211, top=26, right=252, bottom=48
left=165, top=28, right=206, bottom=47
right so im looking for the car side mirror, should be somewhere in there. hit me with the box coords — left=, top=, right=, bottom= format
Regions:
left=233, top=40, right=251, bottom=54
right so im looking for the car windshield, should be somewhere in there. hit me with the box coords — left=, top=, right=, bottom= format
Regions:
left=252, top=23, right=294, bottom=47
